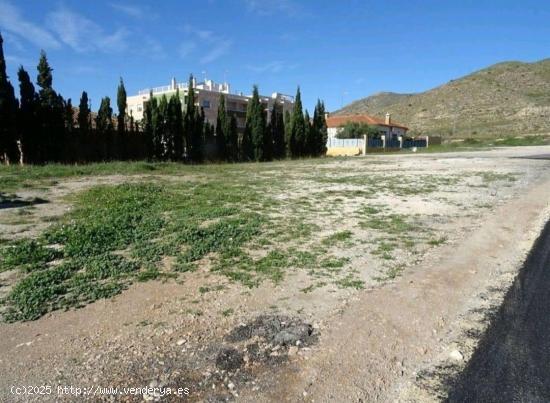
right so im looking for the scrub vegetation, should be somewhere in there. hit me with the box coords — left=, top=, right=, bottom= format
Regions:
left=0, top=157, right=526, bottom=322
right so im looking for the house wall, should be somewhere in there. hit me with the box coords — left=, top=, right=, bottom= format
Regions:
left=328, top=125, right=407, bottom=140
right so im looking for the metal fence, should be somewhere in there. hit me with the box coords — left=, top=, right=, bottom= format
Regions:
left=368, top=138, right=384, bottom=148
left=403, top=139, right=428, bottom=148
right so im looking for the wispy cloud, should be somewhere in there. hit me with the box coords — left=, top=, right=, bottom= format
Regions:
left=243, top=0, right=302, bottom=17
left=109, top=3, right=144, bottom=18
left=5, top=54, right=33, bottom=68
left=0, top=0, right=60, bottom=49
left=246, top=60, right=298, bottom=74
left=180, top=25, right=232, bottom=64
left=139, top=36, right=165, bottom=60
left=179, top=40, right=197, bottom=58
left=109, top=3, right=157, bottom=20
left=200, top=39, right=232, bottom=64
left=47, top=6, right=129, bottom=53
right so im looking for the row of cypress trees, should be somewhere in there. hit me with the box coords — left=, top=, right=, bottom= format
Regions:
left=0, top=33, right=327, bottom=165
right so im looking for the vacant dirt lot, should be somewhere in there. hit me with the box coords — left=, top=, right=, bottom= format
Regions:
left=1, top=146, right=549, bottom=402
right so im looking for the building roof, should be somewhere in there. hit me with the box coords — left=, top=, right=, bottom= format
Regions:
left=326, top=114, right=408, bottom=130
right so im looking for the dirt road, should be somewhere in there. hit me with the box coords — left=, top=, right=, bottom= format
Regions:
left=448, top=219, right=550, bottom=402
left=240, top=149, right=550, bottom=402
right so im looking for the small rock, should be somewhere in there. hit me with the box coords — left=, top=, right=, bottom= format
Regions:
left=228, top=382, right=235, bottom=390
left=288, top=346, right=298, bottom=356
left=176, top=339, right=186, bottom=346
left=449, top=350, right=464, bottom=361
left=216, top=347, right=244, bottom=371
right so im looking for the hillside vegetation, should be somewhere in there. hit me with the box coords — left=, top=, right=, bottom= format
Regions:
left=336, top=59, right=550, bottom=138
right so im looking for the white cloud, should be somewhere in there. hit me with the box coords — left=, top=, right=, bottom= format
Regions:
left=139, top=36, right=165, bottom=60
left=180, top=25, right=232, bottom=64
left=246, top=60, right=298, bottom=74
left=0, top=0, right=60, bottom=49
left=243, top=0, right=301, bottom=17
left=200, top=39, right=232, bottom=64
left=5, top=54, right=32, bottom=68
left=47, top=6, right=129, bottom=53
left=179, top=41, right=197, bottom=58
left=109, top=3, right=144, bottom=19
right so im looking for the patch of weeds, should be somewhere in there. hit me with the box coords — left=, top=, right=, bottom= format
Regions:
left=428, top=236, right=448, bottom=246
left=301, top=281, right=327, bottom=293
left=2, top=181, right=274, bottom=321
left=221, top=308, right=234, bottom=317
left=0, top=239, right=62, bottom=272
left=322, top=230, right=353, bottom=245
left=137, top=267, right=160, bottom=282
left=360, top=213, right=414, bottom=234
left=290, top=249, right=318, bottom=268
left=479, top=172, right=518, bottom=184
left=3, top=262, right=78, bottom=321
left=214, top=248, right=290, bottom=286
left=199, top=284, right=225, bottom=294
left=386, top=264, right=406, bottom=279
left=335, top=274, right=365, bottom=290
left=319, top=256, right=349, bottom=269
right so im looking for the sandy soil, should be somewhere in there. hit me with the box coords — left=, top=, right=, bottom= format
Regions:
left=1, top=146, right=549, bottom=402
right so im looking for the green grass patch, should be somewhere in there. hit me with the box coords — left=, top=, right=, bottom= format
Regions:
left=1, top=180, right=273, bottom=321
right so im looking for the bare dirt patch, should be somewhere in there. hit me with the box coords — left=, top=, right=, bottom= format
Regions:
left=1, top=146, right=550, bottom=402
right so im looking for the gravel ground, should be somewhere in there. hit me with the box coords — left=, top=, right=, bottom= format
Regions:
left=1, top=145, right=550, bottom=402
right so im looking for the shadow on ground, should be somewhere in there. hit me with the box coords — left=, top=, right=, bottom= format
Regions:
left=447, top=219, right=550, bottom=402
left=0, top=193, right=48, bottom=210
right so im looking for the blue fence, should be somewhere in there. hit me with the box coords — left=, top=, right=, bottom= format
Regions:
left=403, top=139, right=427, bottom=148
left=367, top=138, right=384, bottom=148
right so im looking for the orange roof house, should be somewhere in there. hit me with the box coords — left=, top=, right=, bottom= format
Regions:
left=326, top=113, right=408, bottom=131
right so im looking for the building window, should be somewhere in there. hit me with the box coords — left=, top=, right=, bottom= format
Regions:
left=137, top=104, right=143, bottom=112
left=202, top=100, right=211, bottom=109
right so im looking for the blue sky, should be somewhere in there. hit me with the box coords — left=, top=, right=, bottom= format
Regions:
left=0, top=0, right=549, bottom=113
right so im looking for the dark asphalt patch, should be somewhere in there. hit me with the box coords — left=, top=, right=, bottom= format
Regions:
left=447, top=219, right=550, bottom=402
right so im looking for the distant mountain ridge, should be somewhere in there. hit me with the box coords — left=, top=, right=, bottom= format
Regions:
left=334, top=59, right=550, bottom=138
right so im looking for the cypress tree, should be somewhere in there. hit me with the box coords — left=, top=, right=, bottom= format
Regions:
left=303, top=109, right=312, bottom=157
left=117, top=78, right=127, bottom=135
left=183, top=75, right=195, bottom=161
left=64, top=98, right=74, bottom=132
left=77, top=91, right=90, bottom=133
left=227, top=115, right=238, bottom=162
left=0, top=33, right=19, bottom=164
left=96, top=96, right=113, bottom=159
left=270, top=101, right=285, bottom=159
left=183, top=75, right=203, bottom=163
left=150, top=95, right=161, bottom=159
left=240, top=120, right=252, bottom=162
left=245, top=85, right=266, bottom=161
left=143, top=91, right=154, bottom=160
left=17, top=66, right=38, bottom=164
left=289, top=87, right=305, bottom=158
left=215, top=93, right=227, bottom=160
left=193, top=106, right=205, bottom=163
left=264, top=104, right=273, bottom=161
left=170, top=89, right=183, bottom=160
left=36, top=50, right=64, bottom=162
left=284, top=109, right=291, bottom=157
left=96, top=97, right=113, bottom=132
left=313, top=99, right=328, bottom=156
left=157, top=94, right=168, bottom=159
left=116, top=78, right=127, bottom=159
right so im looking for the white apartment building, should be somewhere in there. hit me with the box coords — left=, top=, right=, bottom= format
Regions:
left=127, top=77, right=294, bottom=131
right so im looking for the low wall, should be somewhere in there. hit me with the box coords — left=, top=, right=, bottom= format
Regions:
left=326, top=147, right=362, bottom=157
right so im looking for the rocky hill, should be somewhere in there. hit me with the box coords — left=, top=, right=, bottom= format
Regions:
left=335, top=59, right=550, bottom=138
